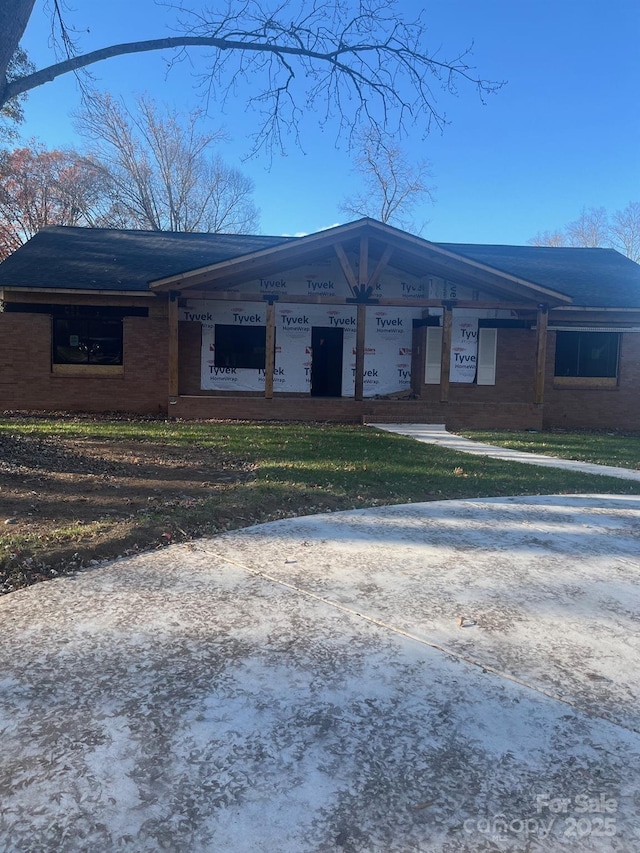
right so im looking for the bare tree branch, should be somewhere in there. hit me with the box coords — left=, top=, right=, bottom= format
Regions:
left=76, top=91, right=260, bottom=233
left=527, top=230, right=567, bottom=248
left=611, top=202, right=640, bottom=263
left=565, top=206, right=609, bottom=248
left=1, top=0, right=505, bottom=155
left=340, top=127, right=435, bottom=233
left=528, top=203, right=640, bottom=263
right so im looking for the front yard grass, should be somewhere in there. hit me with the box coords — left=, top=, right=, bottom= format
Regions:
left=461, top=429, right=640, bottom=470
left=2, top=416, right=640, bottom=594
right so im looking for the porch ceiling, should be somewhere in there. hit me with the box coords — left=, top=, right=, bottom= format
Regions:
left=150, top=219, right=573, bottom=306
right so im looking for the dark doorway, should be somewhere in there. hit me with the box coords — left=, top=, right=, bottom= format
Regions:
left=311, top=326, right=344, bottom=396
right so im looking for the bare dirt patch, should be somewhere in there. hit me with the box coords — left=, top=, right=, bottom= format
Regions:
left=0, top=432, right=258, bottom=593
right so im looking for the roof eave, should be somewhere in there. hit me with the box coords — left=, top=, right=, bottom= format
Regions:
left=553, top=305, right=640, bottom=312
left=1, top=286, right=158, bottom=297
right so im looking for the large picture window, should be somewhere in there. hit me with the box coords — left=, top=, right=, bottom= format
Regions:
left=554, top=331, right=619, bottom=378
left=53, top=317, right=123, bottom=365
left=214, top=324, right=266, bottom=369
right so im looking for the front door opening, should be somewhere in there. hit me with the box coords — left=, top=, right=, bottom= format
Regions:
left=311, top=326, right=343, bottom=397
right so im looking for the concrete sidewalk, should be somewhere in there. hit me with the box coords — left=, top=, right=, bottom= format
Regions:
left=370, top=423, right=640, bottom=481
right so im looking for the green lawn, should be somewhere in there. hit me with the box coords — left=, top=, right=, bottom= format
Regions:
left=3, top=417, right=640, bottom=503
left=2, top=417, right=640, bottom=593
left=460, top=429, right=640, bottom=471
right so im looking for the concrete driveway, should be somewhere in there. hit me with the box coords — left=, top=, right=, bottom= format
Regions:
left=1, top=494, right=639, bottom=852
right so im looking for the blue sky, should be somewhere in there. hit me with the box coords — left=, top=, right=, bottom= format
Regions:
left=15, top=0, right=640, bottom=244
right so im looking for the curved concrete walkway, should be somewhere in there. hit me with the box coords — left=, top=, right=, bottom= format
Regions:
left=370, top=423, right=640, bottom=481
left=1, top=494, right=639, bottom=852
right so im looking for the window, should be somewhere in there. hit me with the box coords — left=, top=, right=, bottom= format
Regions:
left=4, top=303, right=146, bottom=368
left=214, top=324, right=266, bottom=369
left=554, top=331, right=619, bottom=378
left=53, top=317, right=123, bottom=365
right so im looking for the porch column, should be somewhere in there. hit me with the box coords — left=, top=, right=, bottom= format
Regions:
left=168, top=291, right=179, bottom=401
left=411, top=320, right=428, bottom=397
left=534, top=303, right=548, bottom=405
left=440, top=303, right=453, bottom=403
left=354, top=303, right=367, bottom=401
left=264, top=300, right=276, bottom=399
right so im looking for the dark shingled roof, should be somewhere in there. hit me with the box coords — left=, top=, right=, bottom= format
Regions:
left=1, top=226, right=639, bottom=309
left=0, top=226, right=295, bottom=293
left=435, top=243, right=640, bottom=308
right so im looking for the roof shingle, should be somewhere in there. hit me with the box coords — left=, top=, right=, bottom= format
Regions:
left=1, top=225, right=639, bottom=308
left=0, top=226, right=294, bottom=293
left=435, top=243, right=640, bottom=308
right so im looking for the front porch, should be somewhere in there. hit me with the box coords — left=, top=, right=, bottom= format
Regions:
left=169, top=394, right=544, bottom=430
left=153, top=220, right=568, bottom=429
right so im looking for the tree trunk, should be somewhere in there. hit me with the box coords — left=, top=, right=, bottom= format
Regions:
left=0, top=0, right=35, bottom=91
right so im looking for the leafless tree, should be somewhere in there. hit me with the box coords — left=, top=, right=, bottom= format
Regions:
left=565, top=206, right=609, bottom=248
left=0, top=0, right=504, bottom=154
left=528, top=203, right=640, bottom=263
left=530, top=208, right=609, bottom=249
left=611, top=201, right=640, bottom=263
left=528, top=230, right=567, bottom=248
left=0, top=142, right=110, bottom=259
left=340, top=128, right=434, bottom=232
left=77, top=92, right=260, bottom=233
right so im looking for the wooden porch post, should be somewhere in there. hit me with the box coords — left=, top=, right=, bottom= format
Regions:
left=440, top=303, right=453, bottom=403
left=354, top=303, right=366, bottom=401
left=264, top=300, right=276, bottom=399
left=353, top=234, right=370, bottom=402
left=168, top=291, right=179, bottom=401
left=534, top=303, right=548, bottom=405
left=411, top=321, right=428, bottom=397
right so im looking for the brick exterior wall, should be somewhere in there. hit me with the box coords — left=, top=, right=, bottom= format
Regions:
left=0, top=313, right=168, bottom=414
left=2, top=312, right=638, bottom=430
left=447, top=328, right=537, bottom=404
left=543, top=331, right=640, bottom=431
